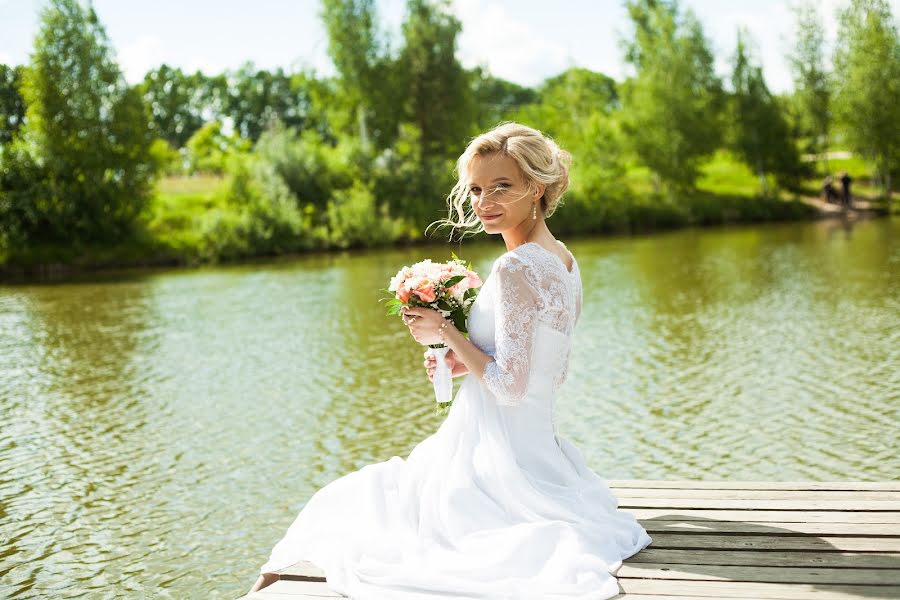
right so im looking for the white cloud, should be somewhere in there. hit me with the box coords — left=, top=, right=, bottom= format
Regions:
left=451, top=0, right=571, bottom=87
left=182, top=54, right=222, bottom=76
left=117, top=34, right=164, bottom=83
left=0, top=51, right=12, bottom=65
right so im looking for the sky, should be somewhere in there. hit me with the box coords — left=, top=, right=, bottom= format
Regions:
left=1, top=0, right=897, bottom=93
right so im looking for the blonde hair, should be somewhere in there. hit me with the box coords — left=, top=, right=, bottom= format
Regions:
left=428, top=121, right=572, bottom=239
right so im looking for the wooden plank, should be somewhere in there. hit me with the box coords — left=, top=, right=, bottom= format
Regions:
left=639, top=519, right=900, bottom=536
left=243, top=594, right=342, bottom=600
left=646, top=533, right=900, bottom=552
left=614, top=488, right=900, bottom=500
left=277, top=560, right=325, bottom=581
left=617, top=497, right=900, bottom=510
left=244, top=579, right=343, bottom=597
left=610, top=596, right=805, bottom=600
left=625, top=548, right=900, bottom=569
left=611, top=597, right=777, bottom=600
left=627, top=508, right=900, bottom=523
left=617, top=579, right=900, bottom=599
left=609, top=480, right=900, bottom=492
left=617, top=563, right=900, bottom=585
left=246, top=482, right=900, bottom=599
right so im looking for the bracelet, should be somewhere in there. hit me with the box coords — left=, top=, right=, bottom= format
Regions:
left=438, top=320, right=449, bottom=345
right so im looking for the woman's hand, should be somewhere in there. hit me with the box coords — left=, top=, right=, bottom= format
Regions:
left=401, top=306, right=447, bottom=346
left=423, top=348, right=470, bottom=381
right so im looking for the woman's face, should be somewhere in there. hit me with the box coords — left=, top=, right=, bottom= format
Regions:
left=466, top=153, right=542, bottom=234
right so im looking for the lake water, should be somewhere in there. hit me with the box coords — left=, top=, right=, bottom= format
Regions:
left=1, top=216, right=897, bottom=598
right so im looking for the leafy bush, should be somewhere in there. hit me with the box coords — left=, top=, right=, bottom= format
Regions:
left=371, top=123, right=456, bottom=230
left=326, top=180, right=415, bottom=248
left=254, top=120, right=360, bottom=208
left=185, top=121, right=251, bottom=175
left=0, top=0, right=158, bottom=248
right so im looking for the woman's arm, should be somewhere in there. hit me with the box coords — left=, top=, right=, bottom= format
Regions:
left=424, top=348, right=469, bottom=380
left=403, top=253, right=543, bottom=406
left=442, top=325, right=492, bottom=379
left=402, top=306, right=493, bottom=380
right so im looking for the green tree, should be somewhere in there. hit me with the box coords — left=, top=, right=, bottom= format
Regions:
left=621, top=0, right=725, bottom=192
left=0, top=0, right=156, bottom=247
left=320, top=0, right=399, bottom=150
left=397, top=0, right=474, bottom=159
left=0, top=64, right=26, bottom=145
left=788, top=1, right=831, bottom=161
left=185, top=120, right=250, bottom=174
left=517, top=68, right=619, bottom=140
left=138, top=64, right=209, bottom=148
left=470, top=69, right=537, bottom=131
left=253, top=119, right=357, bottom=210
left=730, top=28, right=801, bottom=192
left=372, top=122, right=455, bottom=227
left=513, top=68, right=628, bottom=232
left=833, top=0, right=900, bottom=196
left=225, top=63, right=318, bottom=142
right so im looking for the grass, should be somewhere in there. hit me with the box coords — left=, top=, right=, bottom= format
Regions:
left=139, top=173, right=230, bottom=257
left=1, top=151, right=893, bottom=276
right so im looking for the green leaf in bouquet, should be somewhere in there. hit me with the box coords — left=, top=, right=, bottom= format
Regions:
left=451, top=309, right=467, bottom=332
left=383, top=297, right=403, bottom=316
left=464, top=287, right=478, bottom=300
left=436, top=299, right=454, bottom=311
left=442, top=275, right=466, bottom=289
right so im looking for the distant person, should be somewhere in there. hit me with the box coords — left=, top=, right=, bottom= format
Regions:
left=821, top=175, right=839, bottom=204
left=840, top=171, right=853, bottom=208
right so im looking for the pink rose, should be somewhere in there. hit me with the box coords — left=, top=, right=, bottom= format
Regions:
left=466, top=271, right=482, bottom=288
left=397, top=286, right=412, bottom=302
left=413, top=284, right=437, bottom=303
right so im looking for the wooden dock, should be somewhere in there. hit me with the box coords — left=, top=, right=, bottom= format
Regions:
left=241, top=480, right=900, bottom=599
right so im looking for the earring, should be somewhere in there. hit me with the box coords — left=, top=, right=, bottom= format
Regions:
left=532, top=202, right=537, bottom=220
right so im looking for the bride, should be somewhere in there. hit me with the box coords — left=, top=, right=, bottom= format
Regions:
left=249, top=122, right=652, bottom=599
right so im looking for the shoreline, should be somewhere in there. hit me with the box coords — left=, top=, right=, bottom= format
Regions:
left=0, top=199, right=891, bottom=285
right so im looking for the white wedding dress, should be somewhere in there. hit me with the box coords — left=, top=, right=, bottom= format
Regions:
left=258, top=241, right=652, bottom=600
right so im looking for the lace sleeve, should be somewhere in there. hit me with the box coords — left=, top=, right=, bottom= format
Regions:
left=482, top=253, right=542, bottom=405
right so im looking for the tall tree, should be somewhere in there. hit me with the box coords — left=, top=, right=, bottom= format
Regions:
left=397, top=0, right=473, bottom=159
left=515, top=67, right=624, bottom=178
left=0, top=64, right=26, bottom=145
left=139, top=64, right=209, bottom=148
left=320, top=0, right=398, bottom=151
left=532, top=68, right=619, bottom=124
left=730, top=28, right=801, bottom=192
left=621, top=0, right=725, bottom=192
left=0, top=0, right=156, bottom=246
left=833, top=0, right=900, bottom=196
left=470, top=69, right=537, bottom=131
left=788, top=1, right=831, bottom=163
left=225, top=63, right=317, bottom=142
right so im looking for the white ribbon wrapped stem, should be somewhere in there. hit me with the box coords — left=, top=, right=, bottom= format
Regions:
left=428, top=346, right=452, bottom=404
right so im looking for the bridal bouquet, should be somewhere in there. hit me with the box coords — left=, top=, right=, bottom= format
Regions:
left=382, top=254, right=482, bottom=410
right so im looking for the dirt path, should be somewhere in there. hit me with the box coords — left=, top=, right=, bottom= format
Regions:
left=795, top=192, right=892, bottom=220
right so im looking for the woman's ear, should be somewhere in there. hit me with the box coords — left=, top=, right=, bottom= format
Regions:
left=535, top=183, right=545, bottom=200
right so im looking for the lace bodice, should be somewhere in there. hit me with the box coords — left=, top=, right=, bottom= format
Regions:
left=468, top=241, right=583, bottom=406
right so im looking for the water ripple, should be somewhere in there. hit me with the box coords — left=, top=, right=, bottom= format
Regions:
left=0, top=217, right=897, bottom=598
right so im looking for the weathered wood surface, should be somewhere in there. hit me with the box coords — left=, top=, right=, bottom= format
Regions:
left=240, top=480, right=900, bottom=599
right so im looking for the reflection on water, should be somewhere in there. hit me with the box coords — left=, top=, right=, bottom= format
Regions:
left=1, top=216, right=897, bottom=598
